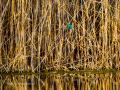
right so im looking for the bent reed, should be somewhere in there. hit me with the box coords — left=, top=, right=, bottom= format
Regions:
left=0, top=0, right=120, bottom=73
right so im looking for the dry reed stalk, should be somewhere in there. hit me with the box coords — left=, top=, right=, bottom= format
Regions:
left=105, top=0, right=108, bottom=64
left=75, top=1, right=79, bottom=66
left=48, top=0, right=52, bottom=68
left=115, top=0, right=119, bottom=70
left=104, top=0, right=108, bottom=69
left=0, top=1, right=2, bottom=72
left=31, top=13, right=34, bottom=72
left=101, top=0, right=104, bottom=68
left=85, top=1, right=89, bottom=70
left=93, top=0, right=97, bottom=69
left=21, top=0, right=26, bottom=72
left=33, top=0, right=39, bottom=72
left=57, top=0, right=62, bottom=69
left=118, top=0, right=120, bottom=70
left=45, top=0, right=50, bottom=70
left=36, top=0, right=40, bottom=72
left=10, top=0, right=15, bottom=71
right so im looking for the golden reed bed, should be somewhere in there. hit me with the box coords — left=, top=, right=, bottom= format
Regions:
left=0, top=0, right=120, bottom=73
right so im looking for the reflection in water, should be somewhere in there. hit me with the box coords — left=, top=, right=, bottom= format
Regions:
left=0, top=72, right=120, bottom=90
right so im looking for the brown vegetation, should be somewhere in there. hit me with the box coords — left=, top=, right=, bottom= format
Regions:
left=0, top=0, right=120, bottom=73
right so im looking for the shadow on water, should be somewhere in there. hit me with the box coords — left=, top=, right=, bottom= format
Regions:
left=0, top=71, right=120, bottom=90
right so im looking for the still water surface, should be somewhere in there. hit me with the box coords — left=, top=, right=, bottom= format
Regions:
left=0, top=71, right=120, bottom=90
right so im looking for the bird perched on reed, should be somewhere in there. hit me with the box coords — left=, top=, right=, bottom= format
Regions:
left=67, top=23, right=71, bottom=31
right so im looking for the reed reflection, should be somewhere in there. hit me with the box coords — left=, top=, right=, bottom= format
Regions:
left=0, top=72, right=120, bottom=90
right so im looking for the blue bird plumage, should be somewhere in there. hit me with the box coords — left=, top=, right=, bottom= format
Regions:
left=67, top=23, right=71, bottom=31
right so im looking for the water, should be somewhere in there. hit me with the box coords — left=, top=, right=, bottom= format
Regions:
left=0, top=71, right=120, bottom=90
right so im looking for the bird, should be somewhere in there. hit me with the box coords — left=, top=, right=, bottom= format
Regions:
left=67, top=22, right=71, bottom=31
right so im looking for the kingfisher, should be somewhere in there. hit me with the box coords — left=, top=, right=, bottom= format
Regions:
left=67, top=23, right=71, bottom=31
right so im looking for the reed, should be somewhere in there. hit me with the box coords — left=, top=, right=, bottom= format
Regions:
left=0, top=0, right=120, bottom=73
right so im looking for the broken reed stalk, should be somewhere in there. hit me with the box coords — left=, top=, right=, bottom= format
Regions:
left=0, top=0, right=120, bottom=73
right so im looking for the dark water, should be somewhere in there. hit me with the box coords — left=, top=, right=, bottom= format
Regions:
left=0, top=72, right=120, bottom=90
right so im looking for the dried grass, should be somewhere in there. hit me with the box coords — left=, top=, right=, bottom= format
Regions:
left=0, top=0, right=120, bottom=72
